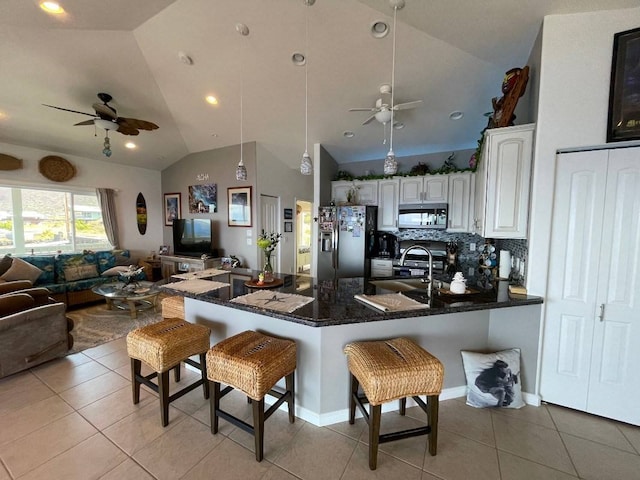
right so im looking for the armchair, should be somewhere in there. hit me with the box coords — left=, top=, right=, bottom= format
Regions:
left=0, top=288, right=73, bottom=378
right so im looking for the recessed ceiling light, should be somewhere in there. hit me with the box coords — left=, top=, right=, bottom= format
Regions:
left=343, top=131, right=355, bottom=138
left=205, top=96, right=218, bottom=105
left=125, top=142, right=136, bottom=149
left=393, top=122, right=405, bottom=129
left=449, top=111, right=464, bottom=120
left=292, top=53, right=306, bottom=66
left=0, top=111, right=6, bottom=119
left=40, top=1, right=64, bottom=14
left=371, top=21, right=389, bottom=38
left=211, top=133, right=218, bottom=137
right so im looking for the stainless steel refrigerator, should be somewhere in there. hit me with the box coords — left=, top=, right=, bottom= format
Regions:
left=317, top=205, right=377, bottom=280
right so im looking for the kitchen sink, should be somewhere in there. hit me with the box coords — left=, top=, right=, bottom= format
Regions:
left=369, top=278, right=431, bottom=292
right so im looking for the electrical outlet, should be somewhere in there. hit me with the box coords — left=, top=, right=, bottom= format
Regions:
left=470, top=242, right=476, bottom=252
left=247, top=238, right=252, bottom=245
left=468, top=267, right=475, bottom=277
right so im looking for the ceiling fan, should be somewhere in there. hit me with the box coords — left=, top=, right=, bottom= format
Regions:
left=349, top=84, right=422, bottom=126
left=43, top=92, right=159, bottom=136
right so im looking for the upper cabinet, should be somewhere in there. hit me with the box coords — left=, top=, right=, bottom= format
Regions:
left=399, top=176, right=448, bottom=204
left=447, top=172, right=474, bottom=233
left=331, top=180, right=378, bottom=205
left=377, top=178, right=400, bottom=231
left=473, top=123, right=534, bottom=239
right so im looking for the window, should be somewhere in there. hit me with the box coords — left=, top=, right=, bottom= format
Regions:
left=0, top=186, right=112, bottom=255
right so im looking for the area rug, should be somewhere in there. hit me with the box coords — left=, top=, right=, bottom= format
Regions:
left=66, top=300, right=164, bottom=353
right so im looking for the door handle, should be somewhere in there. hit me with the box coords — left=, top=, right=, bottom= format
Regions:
left=598, top=303, right=605, bottom=322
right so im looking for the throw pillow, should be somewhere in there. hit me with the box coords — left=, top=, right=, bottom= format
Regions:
left=63, top=264, right=98, bottom=282
left=460, top=348, right=525, bottom=409
left=0, top=255, right=13, bottom=276
left=114, top=253, right=136, bottom=266
left=0, top=257, right=43, bottom=284
left=101, top=266, right=131, bottom=276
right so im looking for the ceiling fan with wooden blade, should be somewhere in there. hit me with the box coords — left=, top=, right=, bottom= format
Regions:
left=43, top=92, right=159, bottom=136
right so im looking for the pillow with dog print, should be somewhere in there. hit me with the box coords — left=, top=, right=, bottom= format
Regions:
left=461, top=348, right=524, bottom=409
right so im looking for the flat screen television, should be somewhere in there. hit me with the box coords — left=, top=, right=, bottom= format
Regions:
left=172, top=219, right=217, bottom=257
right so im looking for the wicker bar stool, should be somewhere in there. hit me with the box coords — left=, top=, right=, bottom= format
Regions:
left=343, top=337, right=444, bottom=470
left=126, top=317, right=211, bottom=426
left=206, top=330, right=296, bottom=462
left=161, top=295, right=184, bottom=319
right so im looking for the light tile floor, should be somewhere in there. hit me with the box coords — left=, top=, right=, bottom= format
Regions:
left=1, top=337, right=639, bottom=479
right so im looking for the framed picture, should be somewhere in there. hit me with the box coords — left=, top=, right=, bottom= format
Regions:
left=188, top=184, right=217, bottom=213
left=284, top=208, right=293, bottom=220
left=163, top=192, right=181, bottom=226
left=159, top=245, right=169, bottom=255
left=284, top=221, right=293, bottom=232
left=228, top=186, right=252, bottom=227
left=607, top=26, right=640, bottom=142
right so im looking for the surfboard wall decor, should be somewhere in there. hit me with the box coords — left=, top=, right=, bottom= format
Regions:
left=136, top=192, right=147, bottom=235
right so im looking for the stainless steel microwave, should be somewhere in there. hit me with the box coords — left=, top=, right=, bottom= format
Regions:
left=397, top=203, right=448, bottom=229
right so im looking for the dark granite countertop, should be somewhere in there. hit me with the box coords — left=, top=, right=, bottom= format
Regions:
left=160, top=268, right=543, bottom=328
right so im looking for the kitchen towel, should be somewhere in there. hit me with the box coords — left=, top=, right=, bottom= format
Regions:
left=499, top=250, right=511, bottom=279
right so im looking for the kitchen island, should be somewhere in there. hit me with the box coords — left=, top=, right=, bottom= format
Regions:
left=162, top=269, right=543, bottom=426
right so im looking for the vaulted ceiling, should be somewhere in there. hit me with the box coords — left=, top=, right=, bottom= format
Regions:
left=0, top=0, right=636, bottom=170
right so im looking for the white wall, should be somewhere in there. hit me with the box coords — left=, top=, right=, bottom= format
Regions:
left=528, top=7, right=640, bottom=297
left=0, top=142, right=162, bottom=258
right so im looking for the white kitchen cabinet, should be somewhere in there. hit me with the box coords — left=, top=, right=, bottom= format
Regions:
left=399, top=176, right=448, bottom=204
left=331, top=180, right=378, bottom=205
left=447, top=172, right=474, bottom=232
left=473, top=123, right=534, bottom=238
left=377, top=178, right=400, bottom=231
left=540, top=147, right=640, bottom=426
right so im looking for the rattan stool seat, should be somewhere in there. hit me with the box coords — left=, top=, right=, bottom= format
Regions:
left=126, top=318, right=211, bottom=427
left=344, top=337, right=443, bottom=405
left=206, top=330, right=296, bottom=401
left=207, top=330, right=297, bottom=462
left=127, top=317, right=210, bottom=372
left=344, top=337, right=444, bottom=470
left=161, top=296, right=185, bottom=320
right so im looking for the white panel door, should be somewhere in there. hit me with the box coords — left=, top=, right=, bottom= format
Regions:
left=260, top=194, right=280, bottom=272
left=377, top=178, right=399, bottom=231
left=424, top=176, right=448, bottom=202
left=399, top=177, right=423, bottom=204
left=587, top=148, right=640, bottom=424
left=540, top=150, right=607, bottom=410
left=447, top=173, right=473, bottom=232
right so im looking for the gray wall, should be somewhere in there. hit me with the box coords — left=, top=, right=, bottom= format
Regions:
left=162, top=142, right=258, bottom=268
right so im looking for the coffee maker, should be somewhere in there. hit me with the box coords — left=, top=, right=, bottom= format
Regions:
left=373, top=232, right=399, bottom=258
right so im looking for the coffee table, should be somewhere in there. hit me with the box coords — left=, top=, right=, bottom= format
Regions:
left=92, top=281, right=161, bottom=319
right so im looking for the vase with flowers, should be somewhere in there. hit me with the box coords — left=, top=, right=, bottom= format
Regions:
left=256, top=230, right=281, bottom=283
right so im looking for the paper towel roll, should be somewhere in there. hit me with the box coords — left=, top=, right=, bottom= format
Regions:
left=499, top=250, right=511, bottom=279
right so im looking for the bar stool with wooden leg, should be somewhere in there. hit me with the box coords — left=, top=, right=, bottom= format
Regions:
left=126, top=317, right=211, bottom=426
left=206, top=330, right=296, bottom=462
left=343, top=337, right=444, bottom=470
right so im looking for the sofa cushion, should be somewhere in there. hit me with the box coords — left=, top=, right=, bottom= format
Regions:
left=0, top=255, right=13, bottom=276
left=18, top=256, right=55, bottom=285
left=1, top=257, right=43, bottom=284
left=63, top=264, right=98, bottom=282
left=101, top=266, right=130, bottom=276
left=0, top=293, right=36, bottom=317
left=55, top=253, right=98, bottom=283
left=65, top=277, right=105, bottom=292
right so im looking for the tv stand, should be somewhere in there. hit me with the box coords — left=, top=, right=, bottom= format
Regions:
left=160, top=254, right=220, bottom=279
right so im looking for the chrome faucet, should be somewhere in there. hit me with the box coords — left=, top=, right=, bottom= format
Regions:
left=399, top=244, right=433, bottom=296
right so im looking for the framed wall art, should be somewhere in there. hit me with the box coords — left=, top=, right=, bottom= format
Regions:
left=607, top=26, right=640, bottom=142
left=284, top=208, right=293, bottom=220
left=284, top=221, right=293, bottom=232
left=228, top=186, right=252, bottom=227
left=188, top=183, right=217, bottom=213
left=164, top=192, right=181, bottom=226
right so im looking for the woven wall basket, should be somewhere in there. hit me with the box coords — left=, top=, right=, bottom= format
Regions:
left=39, top=155, right=76, bottom=182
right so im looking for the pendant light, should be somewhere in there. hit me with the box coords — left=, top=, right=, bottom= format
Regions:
left=236, top=23, right=249, bottom=181
left=383, top=0, right=404, bottom=176
left=300, top=0, right=315, bottom=175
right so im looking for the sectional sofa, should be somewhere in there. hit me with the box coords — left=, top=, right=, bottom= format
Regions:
left=4, top=250, right=143, bottom=307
